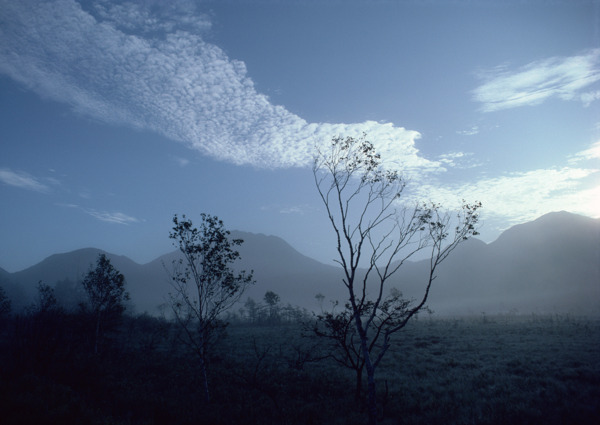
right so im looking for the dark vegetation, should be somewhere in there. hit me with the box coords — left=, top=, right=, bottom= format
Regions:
left=167, top=213, right=255, bottom=403
left=1, top=291, right=598, bottom=425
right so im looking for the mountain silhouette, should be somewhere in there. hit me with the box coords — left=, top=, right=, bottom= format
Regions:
left=1, top=211, right=598, bottom=315
left=419, top=211, right=600, bottom=314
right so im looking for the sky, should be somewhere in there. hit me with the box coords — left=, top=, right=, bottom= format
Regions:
left=0, top=0, right=599, bottom=272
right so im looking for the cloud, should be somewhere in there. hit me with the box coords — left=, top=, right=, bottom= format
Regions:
left=581, top=90, right=600, bottom=106
left=173, top=156, right=190, bottom=167
left=0, top=0, right=437, bottom=175
left=407, top=166, right=599, bottom=225
left=473, top=49, right=600, bottom=112
left=58, top=203, right=140, bottom=224
left=279, top=205, right=313, bottom=215
left=0, top=168, right=50, bottom=192
left=86, top=209, right=140, bottom=225
left=260, top=203, right=316, bottom=215
left=437, top=152, right=482, bottom=169
left=456, top=126, right=479, bottom=136
left=568, top=140, right=600, bottom=164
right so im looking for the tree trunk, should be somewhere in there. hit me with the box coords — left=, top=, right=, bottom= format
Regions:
left=355, top=366, right=363, bottom=401
left=199, top=354, right=210, bottom=403
left=198, top=332, right=210, bottom=403
left=354, top=312, right=378, bottom=425
left=94, top=312, right=101, bottom=354
left=365, top=363, right=377, bottom=425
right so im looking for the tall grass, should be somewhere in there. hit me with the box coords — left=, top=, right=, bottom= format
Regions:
left=0, top=312, right=598, bottom=424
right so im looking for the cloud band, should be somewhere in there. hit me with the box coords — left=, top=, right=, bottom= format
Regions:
left=0, top=0, right=435, bottom=173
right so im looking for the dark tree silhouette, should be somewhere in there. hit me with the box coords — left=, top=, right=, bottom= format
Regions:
left=0, top=285, right=11, bottom=320
left=32, top=281, right=60, bottom=314
left=81, top=254, right=129, bottom=354
left=168, top=213, right=254, bottom=402
left=264, top=290, right=280, bottom=323
left=244, top=297, right=260, bottom=323
left=313, top=134, right=481, bottom=425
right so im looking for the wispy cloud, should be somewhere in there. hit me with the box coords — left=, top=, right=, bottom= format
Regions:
left=261, top=203, right=316, bottom=215
left=408, top=166, right=599, bottom=225
left=0, top=168, right=50, bottom=192
left=0, top=0, right=437, bottom=175
left=173, top=156, right=190, bottom=167
left=86, top=210, right=140, bottom=225
left=473, top=49, right=600, bottom=112
left=456, top=126, right=479, bottom=136
left=568, top=140, right=600, bottom=164
left=59, top=203, right=140, bottom=225
left=279, top=205, right=314, bottom=215
left=581, top=90, right=600, bottom=107
left=437, top=152, right=481, bottom=169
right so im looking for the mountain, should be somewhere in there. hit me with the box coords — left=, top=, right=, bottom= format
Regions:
left=418, top=211, right=600, bottom=314
left=2, top=248, right=157, bottom=311
left=154, top=231, right=344, bottom=313
left=1, top=232, right=345, bottom=314
left=2, top=211, right=599, bottom=315
left=0, top=266, right=9, bottom=281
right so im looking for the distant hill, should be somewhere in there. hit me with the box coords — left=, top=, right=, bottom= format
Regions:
left=417, top=211, right=600, bottom=314
left=152, top=231, right=344, bottom=313
left=2, top=211, right=599, bottom=315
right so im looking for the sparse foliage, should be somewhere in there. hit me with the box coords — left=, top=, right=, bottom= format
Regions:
left=81, top=254, right=129, bottom=354
left=168, top=213, right=254, bottom=402
left=313, top=134, right=481, bottom=424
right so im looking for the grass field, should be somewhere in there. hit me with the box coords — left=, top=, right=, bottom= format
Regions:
left=1, top=312, right=598, bottom=424
left=376, top=315, right=600, bottom=424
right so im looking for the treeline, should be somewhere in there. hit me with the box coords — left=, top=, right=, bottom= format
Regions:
left=0, top=276, right=85, bottom=314
left=227, top=291, right=312, bottom=325
left=0, top=277, right=310, bottom=328
left=0, top=276, right=352, bottom=425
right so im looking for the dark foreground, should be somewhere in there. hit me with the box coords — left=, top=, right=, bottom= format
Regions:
left=0, top=312, right=598, bottom=424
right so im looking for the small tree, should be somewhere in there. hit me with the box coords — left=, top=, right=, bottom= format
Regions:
left=313, top=134, right=481, bottom=424
left=32, top=281, right=60, bottom=314
left=244, top=297, right=260, bottom=323
left=168, top=213, right=254, bottom=402
left=81, top=254, right=129, bottom=354
left=264, top=290, right=280, bottom=323
left=315, top=293, right=325, bottom=311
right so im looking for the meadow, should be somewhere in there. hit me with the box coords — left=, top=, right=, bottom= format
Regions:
left=0, top=312, right=598, bottom=424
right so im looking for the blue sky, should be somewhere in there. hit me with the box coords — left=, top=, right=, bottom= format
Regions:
left=1, top=0, right=599, bottom=272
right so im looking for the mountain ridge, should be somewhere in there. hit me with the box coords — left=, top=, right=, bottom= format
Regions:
left=1, top=211, right=598, bottom=315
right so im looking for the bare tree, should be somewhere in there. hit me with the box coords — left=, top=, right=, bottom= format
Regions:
left=168, top=213, right=254, bottom=403
left=313, top=134, right=481, bottom=425
left=81, top=254, right=129, bottom=354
